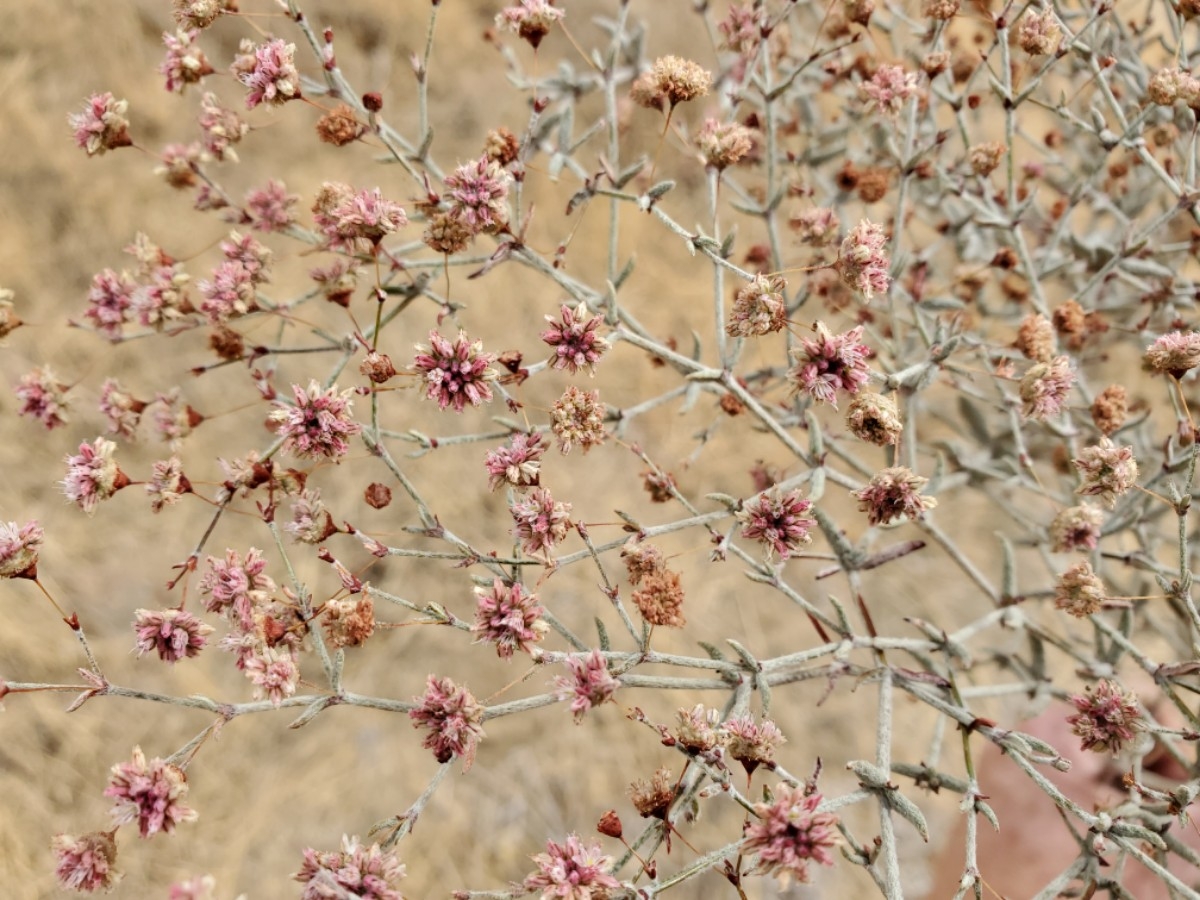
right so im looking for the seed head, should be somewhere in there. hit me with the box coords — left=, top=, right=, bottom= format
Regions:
left=322, top=595, right=376, bottom=649
left=1018, top=7, right=1062, bottom=55
left=697, top=118, right=755, bottom=170
left=1090, top=384, right=1128, bottom=436
left=1014, top=313, right=1056, bottom=362
left=646, top=56, right=712, bottom=107
left=629, top=767, right=675, bottom=820
left=632, top=568, right=687, bottom=627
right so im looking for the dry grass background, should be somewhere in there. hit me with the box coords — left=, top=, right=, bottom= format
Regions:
left=0, top=1, right=1094, bottom=898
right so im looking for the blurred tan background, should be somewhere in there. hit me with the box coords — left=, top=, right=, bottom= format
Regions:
left=0, top=1, right=1065, bottom=897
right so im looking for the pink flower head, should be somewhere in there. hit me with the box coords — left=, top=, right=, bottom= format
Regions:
left=724, top=714, right=786, bottom=776
left=62, top=437, right=127, bottom=515
left=173, top=0, right=228, bottom=29
left=198, top=259, right=257, bottom=324
left=737, top=488, right=815, bottom=560
left=1073, top=438, right=1137, bottom=508
left=152, top=388, right=202, bottom=449
left=243, top=645, right=299, bottom=707
left=15, top=366, right=70, bottom=430
left=860, top=64, right=919, bottom=118
left=409, top=675, right=486, bottom=770
left=84, top=268, right=137, bottom=339
left=554, top=649, right=620, bottom=722
left=744, top=785, right=839, bottom=886
left=104, top=745, right=198, bottom=838
left=244, top=179, right=298, bottom=233
left=718, top=2, right=766, bottom=55
left=131, top=263, right=191, bottom=328
left=160, top=29, right=213, bottom=93
left=485, top=432, right=546, bottom=491
left=496, top=0, right=565, bottom=49
left=837, top=219, right=891, bottom=299
left=511, top=486, right=572, bottom=557
left=523, top=834, right=621, bottom=898
left=1067, top=679, right=1144, bottom=754
left=1019, top=355, right=1075, bottom=420
left=852, top=466, right=937, bottom=526
left=155, top=141, right=202, bottom=188
left=145, top=455, right=189, bottom=508
left=133, top=607, right=213, bottom=663
left=1049, top=504, right=1104, bottom=553
left=320, top=186, right=408, bottom=250
left=220, top=231, right=272, bottom=283
left=413, top=329, right=498, bottom=412
left=199, top=547, right=276, bottom=628
left=237, top=39, right=300, bottom=108
left=1145, top=330, right=1200, bottom=378
left=791, top=207, right=840, bottom=245
left=51, top=831, right=121, bottom=893
left=271, top=380, right=362, bottom=460
left=727, top=274, right=788, bottom=337
left=444, top=154, right=512, bottom=234
left=0, top=520, right=43, bottom=579
left=286, top=489, right=336, bottom=544
left=198, top=92, right=247, bottom=161
left=473, top=578, right=548, bottom=658
left=98, top=378, right=147, bottom=439
left=69, top=92, right=131, bottom=156
left=295, top=835, right=406, bottom=900
left=788, top=322, right=872, bottom=406
left=169, top=874, right=216, bottom=900
left=541, top=302, right=610, bottom=375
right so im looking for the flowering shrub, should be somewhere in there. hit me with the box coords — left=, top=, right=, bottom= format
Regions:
left=8, top=0, right=1200, bottom=896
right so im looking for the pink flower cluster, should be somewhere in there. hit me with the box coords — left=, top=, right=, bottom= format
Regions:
left=744, top=785, right=839, bottom=886
left=295, top=835, right=406, bottom=900
left=554, top=649, right=620, bottom=722
left=737, top=488, right=815, bottom=560
left=788, top=322, right=872, bottom=407
left=473, top=579, right=548, bottom=658
left=413, top=329, right=498, bottom=413
left=409, top=675, right=486, bottom=770
left=541, top=302, right=610, bottom=375
left=523, top=834, right=621, bottom=897
left=104, top=745, right=198, bottom=838
left=271, top=381, right=363, bottom=460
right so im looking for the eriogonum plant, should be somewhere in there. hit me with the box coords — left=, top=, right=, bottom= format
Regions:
left=10, top=0, right=1200, bottom=895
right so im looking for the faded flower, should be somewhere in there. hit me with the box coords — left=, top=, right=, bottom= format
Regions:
left=1091, top=384, right=1128, bottom=436
left=1145, top=330, right=1200, bottom=378
left=724, top=714, right=786, bottom=777
left=1018, top=7, right=1062, bottom=55
left=1015, top=313, right=1056, bottom=362
left=837, top=219, right=891, bottom=299
left=632, top=568, right=686, bottom=627
left=697, top=118, right=755, bottom=170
